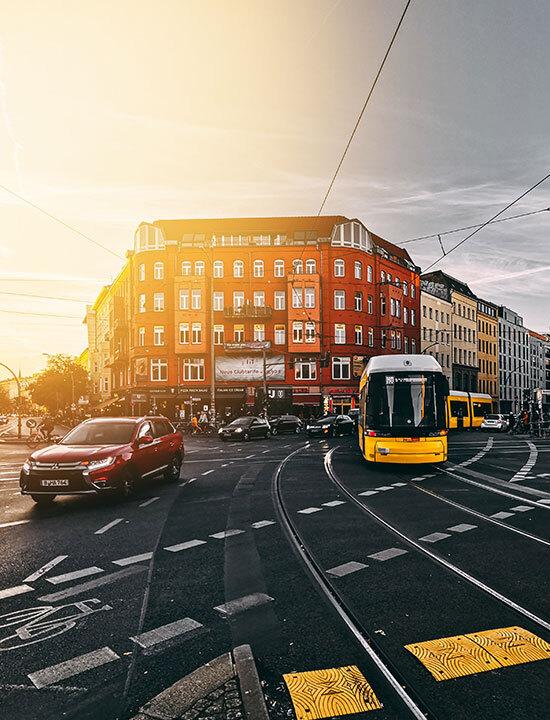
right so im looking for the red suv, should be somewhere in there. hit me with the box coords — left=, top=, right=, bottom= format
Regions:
left=20, top=416, right=184, bottom=505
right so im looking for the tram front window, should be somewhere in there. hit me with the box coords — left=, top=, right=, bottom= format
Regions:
left=367, top=373, right=447, bottom=434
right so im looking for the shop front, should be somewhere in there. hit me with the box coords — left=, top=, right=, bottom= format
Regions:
left=322, top=386, right=359, bottom=416
left=292, top=386, right=322, bottom=418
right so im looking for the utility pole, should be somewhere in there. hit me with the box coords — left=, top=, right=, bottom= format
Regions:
left=0, top=363, right=22, bottom=439
left=262, top=347, right=268, bottom=416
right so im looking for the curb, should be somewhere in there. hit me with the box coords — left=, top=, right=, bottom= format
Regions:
left=131, top=644, right=269, bottom=720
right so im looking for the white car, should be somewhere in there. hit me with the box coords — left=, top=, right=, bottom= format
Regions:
left=480, top=414, right=508, bottom=432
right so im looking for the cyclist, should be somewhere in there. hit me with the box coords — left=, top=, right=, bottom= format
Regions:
left=38, top=415, right=55, bottom=442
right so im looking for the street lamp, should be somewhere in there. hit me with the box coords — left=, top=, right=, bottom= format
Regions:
left=0, top=362, right=22, bottom=439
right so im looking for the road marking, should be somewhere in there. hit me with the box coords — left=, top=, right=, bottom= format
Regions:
left=510, top=441, right=538, bottom=482
left=94, top=519, right=123, bottom=535
left=538, top=499, right=550, bottom=505
left=510, top=505, right=534, bottom=512
left=392, top=482, right=407, bottom=487
left=420, top=532, right=451, bottom=543
left=322, top=500, right=346, bottom=507
left=38, top=566, right=148, bottom=602
left=245, top=454, right=255, bottom=459
left=262, top=449, right=270, bottom=454
left=131, top=617, right=204, bottom=654
left=46, top=567, right=103, bottom=585
left=251, top=520, right=276, bottom=528
left=139, top=497, right=159, bottom=507
left=0, top=584, right=34, bottom=600
left=214, top=592, right=273, bottom=617
left=410, top=476, right=426, bottom=482
left=209, top=529, right=244, bottom=539
left=201, top=469, right=215, bottom=476
left=24, top=556, right=68, bottom=582
left=368, top=548, right=408, bottom=561
left=375, top=486, right=394, bottom=491
left=457, top=437, right=494, bottom=467
left=113, top=552, right=153, bottom=566
left=298, top=507, right=323, bottom=514
left=0, top=520, right=30, bottom=529
left=179, top=477, right=197, bottom=487
left=326, top=561, right=368, bottom=577
left=406, top=626, right=550, bottom=681
left=491, top=511, right=514, bottom=519
left=447, top=524, right=477, bottom=533
left=537, top=473, right=550, bottom=478
left=358, top=490, right=378, bottom=496
left=284, top=665, right=381, bottom=718
left=221, top=463, right=229, bottom=467
left=28, top=647, right=119, bottom=689
left=164, top=539, right=207, bottom=552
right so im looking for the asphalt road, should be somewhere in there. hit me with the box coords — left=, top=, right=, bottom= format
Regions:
left=0, top=430, right=549, bottom=719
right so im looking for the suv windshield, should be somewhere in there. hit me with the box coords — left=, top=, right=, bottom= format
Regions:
left=61, top=421, right=136, bottom=445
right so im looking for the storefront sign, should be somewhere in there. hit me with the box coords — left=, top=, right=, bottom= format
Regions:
left=215, top=386, right=246, bottom=395
left=131, top=393, right=147, bottom=402
left=215, top=355, right=285, bottom=381
left=177, top=387, right=211, bottom=396
left=224, top=341, right=271, bottom=352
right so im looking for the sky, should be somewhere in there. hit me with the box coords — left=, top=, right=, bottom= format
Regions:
left=0, top=0, right=549, bottom=378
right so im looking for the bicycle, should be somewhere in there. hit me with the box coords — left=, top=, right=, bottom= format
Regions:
left=26, top=426, right=54, bottom=449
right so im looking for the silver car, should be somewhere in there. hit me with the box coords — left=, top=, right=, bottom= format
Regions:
left=480, top=414, right=508, bottom=432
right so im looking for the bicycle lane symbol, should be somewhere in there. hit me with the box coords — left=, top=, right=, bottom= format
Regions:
left=0, top=599, right=112, bottom=651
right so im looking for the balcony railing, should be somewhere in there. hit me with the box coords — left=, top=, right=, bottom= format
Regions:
left=223, top=303, right=273, bottom=319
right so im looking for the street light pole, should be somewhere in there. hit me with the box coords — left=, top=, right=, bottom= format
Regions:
left=0, top=362, right=22, bottom=439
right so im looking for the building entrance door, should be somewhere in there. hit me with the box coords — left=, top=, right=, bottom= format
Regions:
left=332, top=398, right=352, bottom=415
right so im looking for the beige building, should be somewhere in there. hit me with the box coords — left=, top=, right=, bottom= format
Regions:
left=420, top=287, right=452, bottom=382
left=477, top=298, right=498, bottom=404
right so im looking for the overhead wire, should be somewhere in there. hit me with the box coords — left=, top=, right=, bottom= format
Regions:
left=0, top=308, right=82, bottom=320
left=0, top=290, right=92, bottom=304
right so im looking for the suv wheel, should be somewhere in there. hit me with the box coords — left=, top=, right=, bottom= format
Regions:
left=117, top=468, right=137, bottom=500
left=31, top=494, right=56, bottom=505
left=165, top=454, right=182, bottom=482
left=243, top=431, right=251, bottom=441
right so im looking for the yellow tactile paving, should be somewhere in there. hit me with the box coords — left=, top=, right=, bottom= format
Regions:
left=406, top=626, right=550, bottom=681
left=283, top=665, right=381, bottom=719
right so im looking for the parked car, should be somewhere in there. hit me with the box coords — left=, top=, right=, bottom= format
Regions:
left=270, top=414, right=303, bottom=435
left=306, top=415, right=355, bottom=438
left=20, top=416, right=184, bottom=505
left=218, top=416, right=270, bottom=441
left=347, top=408, right=360, bottom=428
left=480, top=414, right=509, bottom=432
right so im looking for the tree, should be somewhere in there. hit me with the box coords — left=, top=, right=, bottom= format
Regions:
left=0, top=385, right=11, bottom=413
left=29, top=355, right=89, bottom=414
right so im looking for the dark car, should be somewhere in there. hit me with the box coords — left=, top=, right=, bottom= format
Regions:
left=218, top=416, right=270, bottom=441
left=20, top=416, right=184, bottom=505
left=347, top=408, right=360, bottom=428
left=270, top=414, right=302, bottom=435
left=306, top=414, right=355, bottom=438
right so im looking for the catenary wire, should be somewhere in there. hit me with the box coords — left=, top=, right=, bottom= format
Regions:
left=0, top=290, right=92, bottom=304
left=0, top=308, right=82, bottom=320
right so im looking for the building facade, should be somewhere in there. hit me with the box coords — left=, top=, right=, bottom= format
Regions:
left=85, top=216, right=421, bottom=419
left=498, top=306, right=529, bottom=413
left=477, top=298, right=499, bottom=405
left=419, top=284, right=452, bottom=383
left=528, top=331, right=550, bottom=413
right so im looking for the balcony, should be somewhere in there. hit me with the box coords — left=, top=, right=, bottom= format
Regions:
left=224, top=303, right=273, bottom=319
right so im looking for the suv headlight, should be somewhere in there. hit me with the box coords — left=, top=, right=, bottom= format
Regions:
left=87, top=456, right=116, bottom=470
left=22, top=460, right=33, bottom=474
left=234, top=427, right=243, bottom=433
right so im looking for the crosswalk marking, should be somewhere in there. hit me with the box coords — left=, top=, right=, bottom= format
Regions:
left=28, top=647, right=119, bottom=689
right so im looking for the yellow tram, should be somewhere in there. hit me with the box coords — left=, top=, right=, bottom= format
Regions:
left=446, top=390, right=493, bottom=429
left=358, top=354, right=449, bottom=464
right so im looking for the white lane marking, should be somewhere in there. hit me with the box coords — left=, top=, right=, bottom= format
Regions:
left=24, top=556, right=68, bottom=582
left=0, top=520, right=30, bottom=529
left=537, top=473, right=550, bottom=478
left=131, top=617, right=203, bottom=654
left=201, top=469, right=215, bottom=476
left=297, top=507, right=322, bottom=514
left=359, top=490, right=378, bottom=496
left=94, top=519, right=123, bottom=535
left=139, top=497, right=159, bottom=507
left=39, top=566, right=147, bottom=602
left=179, top=477, right=197, bottom=487
left=369, top=548, right=408, bottom=561
left=447, top=524, right=477, bottom=533
left=510, top=505, right=534, bottom=512
left=251, top=520, right=276, bottom=528
left=0, top=584, right=34, bottom=600
left=491, top=511, right=515, bottom=519
left=392, top=482, right=407, bottom=487
left=245, top=455, right=255, bottom=459
left=46, top=567, right=104, bottom=585
left=510, top=441, right=538, bottom=482
left=375, top=486, right=394, bottom=491
left=322, top=500, right=346, bottom=507
left=112, top=552, right=153, bottom=566
left=209, top=529, right=244, bottom=539
left=28, top=647, right=119, bottom=689
left=457, top=436, right=494, bottom=467
left=221, top=463, right=229, bottom=467
left=326, top=561, right=368, bottom=577
left=262, top=449, right=270, bottom=454
left=410, top=477, right=426, bottom=482
left=214, top=592, right=273, bottom=617
left=164, top=539, right=206, bottom=552
left=420, top=532, right=451, bottom=543
left=538, top=499, right=550, bottom=505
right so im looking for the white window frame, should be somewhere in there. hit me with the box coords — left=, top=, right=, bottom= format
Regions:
left=334, top=290, right=345, bottom=310
left=153, top=261, right=164, bottom=280
left=179, top=289, right=189, bottom=310
left=151, top=358, right=168, bottom=382
left=213, top=291, right=224, bottom=311
left=138, top=327, right=145, bottom=346
left=354, top=292, right=363, bottom=312
left=292, top=287, right=303, bottom=308
left=355, top=325, right=363, bottom=345
left=191, top=289, right=201, bottom=310
left=292, top=321, right=303, bottom=343
left=213, top=260, right=224, bottom=278
left=274, top=325, right=285, bottom=345
left=138, top=264, right=145, bottom=281
left=334, top=323, right=346, bottom=344
left=304, top=287, right=315, bottom=308
left=305, top=259, right=317, bottom=274
left=195, top=260, right=205, bottom=276
left=183, top=357, right=205, bottom=381
left=332, top=356, right=351, bottom=380
left=192, top=322, right=202, bottom=344
left=367, top=265, right=373, bottom=282
left=139, top=294, right=146, bottom=313
left=253, top=259, right=264, bottom=278
left=233, top=291, right=244, bottom=308
left=295, top=359, right=317, bottom=380
left=334, top=259, right=345, bottom=277
left=253, top=291, right=265, bottom=308
left=233, top=260, right=244, bottom=278
left=213, top=325, right=224, bottom=345
left=274, top=259, right=285, bottom=277
left=181, top=261, right=192, bottom=276
left=234, top=324, right=245, bottom=342
left=292, top=259, right=303, bottom=274
left=274, top=291, right=286, bottom=310
left=253, top=323, right=265, bottom=341
left=153, top=325, right=164, bottom=346
left=179, top=323, right=190, bottom=344
left=153, top=292, right=164, bottom=312
left=305, top=321, right=316, bottom=343
left=354, top=261, right=362, bottom=279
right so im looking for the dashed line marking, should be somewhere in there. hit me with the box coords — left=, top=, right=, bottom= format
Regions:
left=447, top=524, right=477, bottom=533
left=358, top=490, right=378, bottom=496
left=94, top=519, right=123, bottom=535
left=375, top=486, right=394, bottom=491
left=113, top=552, right=153, bottom=566
left=251, top=520, right=276, bottom=528
left=46, top=567, right=103, bottom=585
left=131, top=617, right=203, bottom=654
left=164, top=539, right=207, bottom=552
left=322, top=500, right=346, bottom=507
left=491, top=511, right=514, bottom=519
left=0, top=584, right=34, bottom=600
left=28, top=647, right=120, bottom=689
left=420, top=532, right=451, bottom=543
left=24, top=556, right=68, bottom=582
left=0, top=520, right=30, bottom=529
left=209, top=529, right=244, bottom=539
left=368, top=548, right=408, bottom=561
left=392, top=482, right=407, bottom=487
left=326, top=561, right=368, bottom=577
left=139, top=497, right=159, bottom=507
left=298, top=507, right=323, bottom=514
left=214, top=592, right=273, bottom=617
left=201, top=469, right=215, bottom=476
left=39, top=566, right=148, bottom=602
left=510, top=505, right=534, bottom=513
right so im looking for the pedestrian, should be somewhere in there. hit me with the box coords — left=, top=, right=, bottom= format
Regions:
left=191, top=415, right=200, bottom=434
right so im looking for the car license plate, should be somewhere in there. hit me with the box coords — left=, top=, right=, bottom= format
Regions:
left=40, top=479, right=69, bottom=487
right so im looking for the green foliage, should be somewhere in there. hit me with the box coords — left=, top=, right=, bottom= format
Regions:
left=0, top=385, right=11, bottom=413
left=29, top=354, right=89, bottom=413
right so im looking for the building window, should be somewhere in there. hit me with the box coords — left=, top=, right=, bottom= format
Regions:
left=274, top=259, right=285, bottom=277
left=403, top=281, right=408, bottom=296
left=411, top=284, right=416, bottom=299
left=354, top=261, right=362, bottom=279
left=213, top=260, right=224, bottom=278
left=153, top=261, right=164, bottom=280
left=213, top=325, right=224, bottom=345
left=334, top=259, right=345, bottom=277
left=179, top=289, right=189, bottom=310
left=305, top=259, right=317, bottom=274
left=354, top=292, right=363, bottom=312
left=396, top=300, right=401, bottom=318
left=253, top=291, right=265, bottom=307
left=292, top=321, right=303, bottom=343
left=139, top=294, right=146, bottom=313
left=154, top=293, right=164, bottom=311
left=368, top=328, right=374, bottom=347
left=138, top=327, right=145, bottom=346
left=191, top=289, right=201, bottom=310
left=138, top=264, right=145, bottom=281
left=391, top=298, right=396, bottom=316
left=396, top=332, right=402, bottom=350
left=355, top=325, right=363, bottom=344
left=367, top=265, right=373, bottom=282
left=181, top=261, right=192, bottom=276
left=192, top=323, right=202, bottom=344
left=404, top=307, right=408, bottom=324
left=233, top=260, right=244, bottom=278
left=334, top=290, right=345, bottom=310
left=234, top=324, right=244, bottom=342
left=233, top=291, right=244, bottom=308
left=213, top=291, right=224, bottom=311
left=274, top=291, right=286, bottom=310
left=254, top=324, right=265, bottom=341
left=304, top=287, right=315, bottom=308
left=380, top=295, right=386, bottom=315
left=411, top=338, right=416, bottom=353
left=292, top=259, right=303, bottom=274
left=292, top=287, right=303, bottom=308
left=367, top=295, right=373, bottom=314
left=253, top=259, right=264, bottom=277
left=274, top=325, right=286, bottom=345
left=153, top=325, right=164, bottom=346
left=195, top=260, right=205, bottom=276
left=305, top=321, right=316, bottom=343
left=334, top=323, right=346, bottom=344
left=390, top=331, right=396, bottom=349
left=183, top=357, right=205, bottom=381
left=332, top=356, right=351, bottom=380
left=151, top=358, right=167, bottom=382
left=179, top=323, right=189, bottom=344
left=381, top=330, right=387, bottom=349
left=404, top=336, right=409, bottom=353
left=295, top=359, right=316, bottom=380
left=411, top=309, right=416, bottom=326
